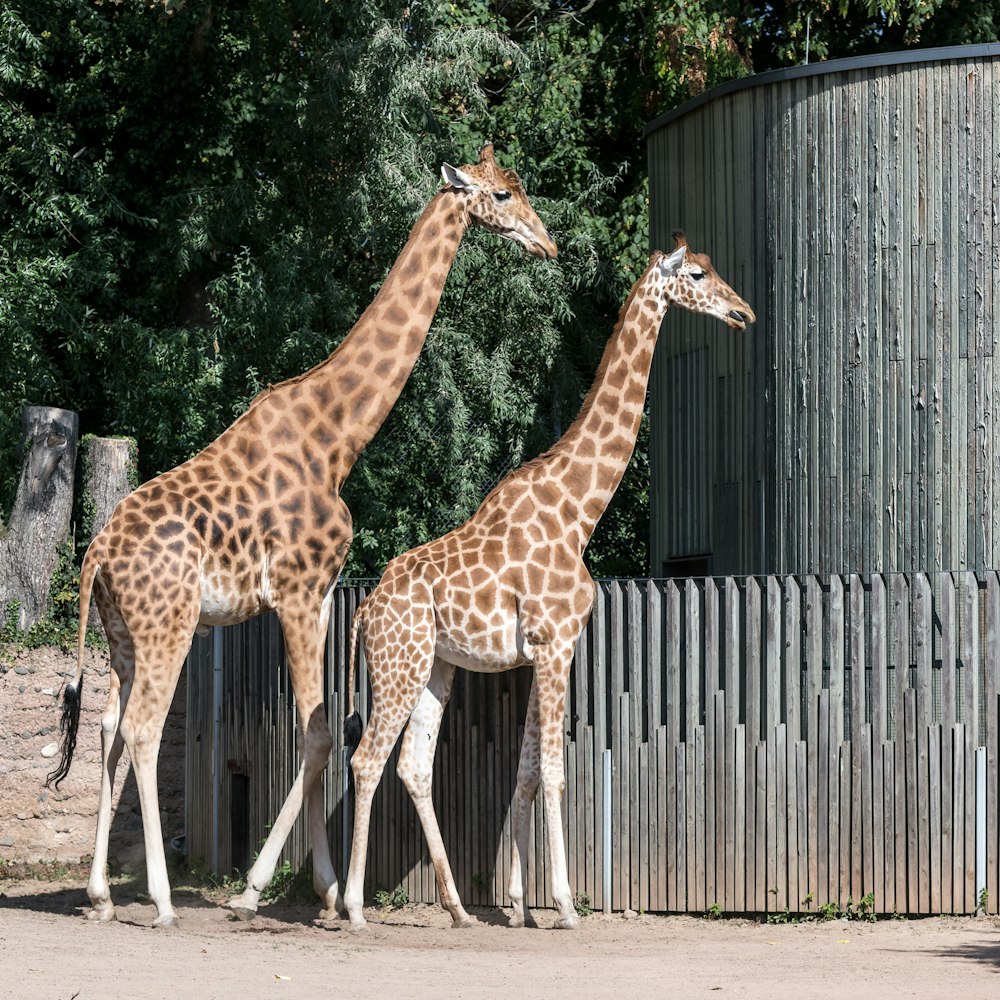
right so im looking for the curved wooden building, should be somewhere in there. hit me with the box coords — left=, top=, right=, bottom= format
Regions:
left=646, top=43, right=1000, bottom=576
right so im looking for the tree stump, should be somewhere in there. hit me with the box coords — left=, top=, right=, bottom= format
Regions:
left=82, top=436, right=137, bottom=540
left=81, top=436, right=137, bottom=636
left=0, top=406, right=79, bottom=630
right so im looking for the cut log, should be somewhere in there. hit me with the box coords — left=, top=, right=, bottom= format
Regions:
left=80, top=435, right=137, bottom=636
left=82, top=436, right=136, bottom=540
left=0, top=406, right=79, bottom=630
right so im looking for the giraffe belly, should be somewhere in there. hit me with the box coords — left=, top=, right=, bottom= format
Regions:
left=434, top=622, right=530, bottom=672
left=197, top=572, right=262, bottom=627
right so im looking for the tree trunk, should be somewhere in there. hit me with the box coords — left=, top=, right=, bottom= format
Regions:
left=0, top=406, right=79, bottom=630
left=81, top=436, right=137, bottom=637
left=83, top=436, right=136, bottom=540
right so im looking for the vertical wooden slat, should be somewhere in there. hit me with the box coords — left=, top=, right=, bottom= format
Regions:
left=953, top=724, right=966, bottom=913
left=755, top=741, right=767, bottom=912
left=849, top=575, right=866, bottom=902
left=694, top=726, right=706, bottom=913
left=962, top=572, right=979, bottom=914
left=704, top=578, right=720, bottom=905
left=767, top=726, right=779, bottom=910
left=805, top=576, right=823, bottom=902
left=784, top=577, right=801, bottom=910
left=882, top=739, right=896, bottom=914
left=714, top=692, right=726, bottom=912
left=986, top=573, right=1000, bottom=913
left=675, top=742, right=687, bottom=911
left=818, top=688, right=830, bottom=907
left=745, top=577, right=761, bottom=907
left=905, top=688, right=919, bottom=914
left=892, top=574, right=910, bottom=910
left=734, top=724, right=746, bottom=913
left=913, top=572, right=932, bottom=914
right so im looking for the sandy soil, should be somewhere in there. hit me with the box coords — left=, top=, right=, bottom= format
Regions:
left=1, top=870, right=998, bottom=1000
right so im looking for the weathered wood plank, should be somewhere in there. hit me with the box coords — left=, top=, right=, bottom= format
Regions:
left=704, top=578, right=720, bottom=903
left=805, top=576, right=823, bottom=902
left=905, top=689, right=919, bottom=914
left=892, top=574, right=910, bottom=910
left=734, top=724, right=746, bottom=913
left=987, top=573, right=1000, bottom=914
left=962, top=572, right=980, bottom=913
left=818, top=688, right=830, bottom=907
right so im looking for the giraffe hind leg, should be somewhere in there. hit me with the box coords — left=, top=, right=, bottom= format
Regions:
left=395, top=657, right=472, bottom=928
left=119, top=627, right=194, bottom=928
left=343, top=606, right=437, bottom=931
left=84, top=584, right=134, bottom=922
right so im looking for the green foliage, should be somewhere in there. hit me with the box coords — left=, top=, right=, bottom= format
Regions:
left=706, top=901, right=724, bottom=919
left=0, top=540, right=103, bottom=649
left=374, top=883, right=410, bottom=909
left=2, top=1, right=996, bottom=581
left=767, top=891, right=878, bottom=924
left=573, top=890, right=593, bottom=917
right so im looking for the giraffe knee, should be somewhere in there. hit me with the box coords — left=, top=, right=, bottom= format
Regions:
left=397, top=760, right=432, bottom=800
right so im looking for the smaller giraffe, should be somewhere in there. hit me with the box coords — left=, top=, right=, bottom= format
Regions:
left=342, top=232, right=754, bottom=930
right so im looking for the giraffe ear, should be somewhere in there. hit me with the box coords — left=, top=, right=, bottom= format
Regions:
left=441, top=163, right=480, bottom=192
left=660, top=245, right=687, bottom=276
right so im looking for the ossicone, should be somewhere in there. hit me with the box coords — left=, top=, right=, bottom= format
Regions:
left=671, top=229, right=688, bottom=249
left=479, top=141, right=495, bottom=164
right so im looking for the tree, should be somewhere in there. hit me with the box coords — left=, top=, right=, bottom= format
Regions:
left=2, top=0, right=996, bottom=586
left=0, top=407, right=78, bottom=630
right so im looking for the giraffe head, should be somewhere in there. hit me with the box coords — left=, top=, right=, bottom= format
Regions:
left=440, top=143, right=558, bottom=260
left=657, top=230, right=755, bottom=330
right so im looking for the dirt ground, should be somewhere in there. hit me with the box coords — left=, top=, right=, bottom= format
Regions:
left=1, top=869, right=998, bottom=1000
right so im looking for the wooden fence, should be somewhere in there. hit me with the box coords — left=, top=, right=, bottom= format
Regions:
left=185, top=572, right=1000, bottom=916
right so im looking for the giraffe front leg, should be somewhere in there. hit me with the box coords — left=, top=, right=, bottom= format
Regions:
left=396, top=658, right=472, bottom=928
left=533, top=648, right=578, bottom=930
left=227, top=706, right=334, bottom=920
left=228, top=606, right=338, bottom=921
left=507, top=678, right=540, bottom=929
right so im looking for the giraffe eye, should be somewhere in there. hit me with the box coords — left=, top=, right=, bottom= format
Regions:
left=691, top=271, right=705, bottom=281
left=493, top=190, right=512, bottom=203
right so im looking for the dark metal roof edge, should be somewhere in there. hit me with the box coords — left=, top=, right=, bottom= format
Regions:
left=644, top=42, right=1000, bottom=137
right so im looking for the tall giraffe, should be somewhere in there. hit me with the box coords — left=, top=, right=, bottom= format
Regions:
left=47, top=144, right=557, bottom=929
left=342, top=233, right=753, bottom=930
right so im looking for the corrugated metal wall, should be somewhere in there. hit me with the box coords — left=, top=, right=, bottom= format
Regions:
left=646, top=45, right=1000, bottom=576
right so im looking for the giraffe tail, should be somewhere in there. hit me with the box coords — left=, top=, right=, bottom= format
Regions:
left=343, top=604, right=365, bottom=755
left=46, top=546, right=99, bottom=788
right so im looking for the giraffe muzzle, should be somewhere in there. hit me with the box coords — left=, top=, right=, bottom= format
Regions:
left=727, top=307, right=755, bottom=330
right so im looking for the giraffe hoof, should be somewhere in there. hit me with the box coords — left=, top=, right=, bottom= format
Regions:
left=507, top=913, right=525, bottom=929
left=348, top=918, right=368, bottom=934
left=553, top=914, right=579, bottom=930
left=152, top=913, right=180, bottom=929
left=226, top=905, right=257, bottom=922
left=451, top=914, right=475, bottom=929
left=85, top=905, right=117, bottom=923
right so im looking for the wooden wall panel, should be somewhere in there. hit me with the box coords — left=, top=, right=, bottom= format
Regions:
left=647, top=50, right=1000, bottom=576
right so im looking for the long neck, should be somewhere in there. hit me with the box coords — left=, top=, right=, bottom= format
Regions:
left=544, top=259, right=668, bottom=545
left=274, top=189, right=469, bottom=481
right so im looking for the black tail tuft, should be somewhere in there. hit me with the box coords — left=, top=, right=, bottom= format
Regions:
left=344, top=711, right=363, bottom=756
left=45, top=676, right=82, bottom=789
